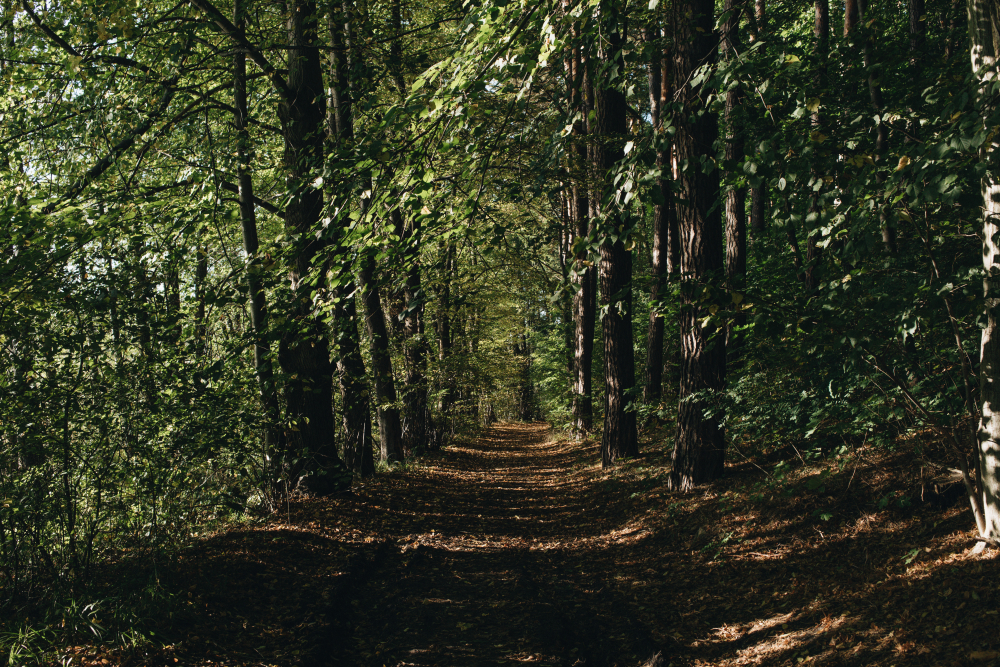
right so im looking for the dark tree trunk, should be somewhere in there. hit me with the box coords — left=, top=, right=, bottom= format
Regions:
left=359, top=261, right=404, bottom=464
left=748, top=0, right=766, bottom=239
left=275, top=0, right=347, bottom=493
left=560, top=198, right=575, bottom=412
left=944, top=0, right=962, bottom=61
left=856, top=2, right=896, bottom=254
left=194, top=238, right=208, bottom=360
left=335, top=288, right=376, bottom=477
left=328, top=0, right=376, bottom=477
left=437, top=243, right=456, bottom=435
left=843, top=0, right=859, bottom=36
left=804, top=0, right=830, bottom=293
left=570, top=35, right=595, bottom=436
left=518, top=331, right=533, bottom=421
left=643, top=24, right=674, bottom=412
left=400, top=209, right=430, bottom=452
left=670, top=0, right=726, bottom=490
left=750, top=186, right=767, bottom=237
left=234, top=0, right=283, bottom=487
left=593, top=1, right=638, bottom=466
left=723, top=0, right=747, bottom=361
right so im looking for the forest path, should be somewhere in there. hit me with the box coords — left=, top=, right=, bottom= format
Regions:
left=333, top=422, right=661, bottom=667
left=98, top=422, right=1000, bottom=667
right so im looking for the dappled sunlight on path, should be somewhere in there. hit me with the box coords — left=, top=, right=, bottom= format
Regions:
left=130, top=423, right=1000, bottom=667
left=336, top=423, right=660, bottom=666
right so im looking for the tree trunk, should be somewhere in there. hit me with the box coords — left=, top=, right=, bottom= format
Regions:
left=594, top=0, right=638, bottom=466
left=518, top=331, right=533, bottom=421
left=234, top=0, right=283, bottom=491
left=748, top=0, right=767, bottom=240
left=750, top=186, right=767, bottom=237
left=328, top=0, right=376, bottom=477
left=723, top=0, right=747, bottom=361
left=804, top=0, right=830, bottom=293
left=437, top=243, right=456, bottom=437
left=276, top=0, right=348, bottom=494
left=863, top=8, right=895, bottom=253
left=570, top=35, right=596, bottom=436
left=335, top=288, right=376, bottom=477
left=643, top=24, right=674, bottom=412
left=359, top=261, right=404, bottom=464
left=969, top=0, right=1000, bottom=542
left=401, top=209, right=430, bottom=452
left=670, top=0, right=726, bottom=490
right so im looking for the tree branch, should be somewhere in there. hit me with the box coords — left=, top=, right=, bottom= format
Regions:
left=20, top=0, right=154, bottom=74
left=187, top=0, right=291, bottom=102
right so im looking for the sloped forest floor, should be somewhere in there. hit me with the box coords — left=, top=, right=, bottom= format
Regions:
left=53, top=423, right=1000, bottom=667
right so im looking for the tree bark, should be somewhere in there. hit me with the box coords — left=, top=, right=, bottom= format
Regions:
left=400, top=208, right=430, bottom=452
left=857, top=3, right=896, bottom=254
left=969, top=0, right=1000, bottom=542
left=275, top=0, right=348, bottom=493
left=643, top=24, right=674, bottom=412
left=437, top=243, right=456, bottom=435
left=670, top=0, right=726, bottom=490
left=594, top=0, right=638, bottom=466
left=748, top=0, right=767, bottom=239
left=570, top=34, right=596, bottom=436
left=723, top=0, right=747, bottom=360
left=234, top=0, right=283, bottom=491
left=328, top=0, right=376, bottom=477
left=359, top=261, right=404, bottom=464
left=805, top=0, right=830, bottom=293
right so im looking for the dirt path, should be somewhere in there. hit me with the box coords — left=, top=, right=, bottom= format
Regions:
left=132, top=422, right=1000, bottom=667
left=334, top=423, right=660, bottom=667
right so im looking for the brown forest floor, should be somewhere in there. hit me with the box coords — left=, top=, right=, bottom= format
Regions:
left=79, top=422, right=999, bottom=667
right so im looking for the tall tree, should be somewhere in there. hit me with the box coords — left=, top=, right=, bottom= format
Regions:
left=233, top=0, right=283, bottom=496
left=723, top=0, right=747, bottom=359
left=669, top=0, right=726, bottom=489
left=969, top=0, right=1000, bottom=542
left=643, top=22, right=677, bottom=412
left=569, top=28, right=597, bottom=436
left=327, top=0, right=385, bottom=474
left=272, top=0, right=349, bottom=492
left=401, top=208, right=431, bottom=451
left=594, top=0, right=638, bottom=466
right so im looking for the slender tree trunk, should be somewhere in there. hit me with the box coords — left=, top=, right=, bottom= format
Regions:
left=723, top=0, right=747, bottom=360
left=670, top=0, right=726, bottom=490
left=328, top=0, right=376, bottom=477
left=944, top=0, right=963, bottom=61
left=749, top=0, right=767, bottom=239
left=560, top=196, right=576, bottom=413
left=804, top=0, right=830, bottom=293
left=401, top=209, right=430, bottom=452
left=750, top=187, right=767, bottom=237
left=644, top=24, right=673, bottom=412
left=234, top=0, right=283, bottom=489
left=594, top=0, right=638, bottom=466
left=518, top=330, right=533, bottom=421
left=437, top=243, right=456, bottom=434
left=276, top=0, right=348, bottom=493
left=843, top=0, right=859, bottom=35
left=571, top=36, right=595, bottom=436
left=194, top=238, right=208, bottom=359
left=969, top=0, right=1000, bottom=542
left=359, top=261, right=404, bottom=463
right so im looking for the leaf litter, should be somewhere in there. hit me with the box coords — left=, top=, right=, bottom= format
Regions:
left=56, top=423, right=999, bottom=666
